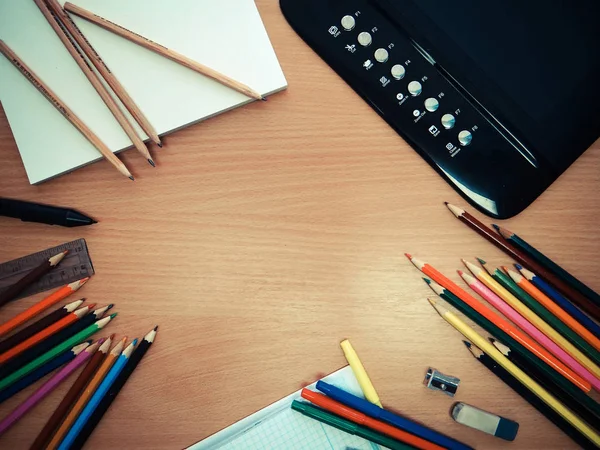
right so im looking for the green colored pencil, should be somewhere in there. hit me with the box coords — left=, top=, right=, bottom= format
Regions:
left=424, top=279, right=593, bottom=400
left=291, top=400, right=412, bottom=450
left=482, top=262, right=600, bottom=367
left=0, top=314, right=116, bottom=391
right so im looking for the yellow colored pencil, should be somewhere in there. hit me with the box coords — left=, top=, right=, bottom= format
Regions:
left=340, top=339, right=382, bottom=407
left=464, top=260, right=600, bottom=378
left=428, top=298, right=600, bottom=447
left=46, top=337, right=126, bottom=450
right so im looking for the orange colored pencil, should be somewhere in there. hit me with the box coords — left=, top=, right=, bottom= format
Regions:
left=46, top=337, right=127, bottom=450
left=0, top=278, right=88, bottom=338
left=507, top=268, right=600, bottom=352
left=0, top=305, right=94, bottom=364
left=406, top=254, right=589, bottom=389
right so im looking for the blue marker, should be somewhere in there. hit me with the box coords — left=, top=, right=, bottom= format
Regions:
left=519, top=265, right=600, bottom=339
left=316, top=381, right=474, bottom=450
left=58, top=339, right=138, bottom=450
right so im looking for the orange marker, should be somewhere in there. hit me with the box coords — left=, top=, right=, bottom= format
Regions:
left=301, top=389, right=444, bottom=450
left=406, top=254, right=591, bottom=392
left=0, top=278, right=89, bottom=337
left=0, top=305, right=94, bottom=364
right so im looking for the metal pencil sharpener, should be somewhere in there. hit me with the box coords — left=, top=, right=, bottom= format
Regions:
left=424, top=367, right=460, bottom=397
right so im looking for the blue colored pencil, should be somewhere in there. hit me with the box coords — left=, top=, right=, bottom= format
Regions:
left=57, top=339, right=137, bottom=450
left=519, top=266, right=600, bottom=339
left=0, top=342, right=90, bottom=404
left=316, top=380, right=473, bottom=450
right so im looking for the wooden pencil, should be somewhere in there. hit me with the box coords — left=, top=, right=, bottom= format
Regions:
left=464, top=341, right=596, bottom=450
left=64, top=2, right=265, bottom=101
left=465, top=260, right=600, bottom=377
left=30, top=335, right=113, bottom=450
left=0, top=342, right=91, bottom=405
left=0, top=41, right=133, bottom=180
left=0, top=305, right=112, bottom=379
left=458, top=269, right=600, bottom=392
left=0, top=304, right=94, bottom=364
left=519, top=266, right=600, bottom=340
left=0, top=278, right=88, bottom=338
left=494, top=225, right=600, bottom=307
left=0, top=251, right=67, bottom=306
left=44, top=0, right=161, bottom=147
left=491, top=339, right=600, bottom=425
left=0, top=299, right=84, bottom=354
left=425, top=278, right=591, bottom=392
left=507, top=267, right=600, bottom=352
left=33, top=0, right=154, bottom=166
left=0, top=314, right=116, bottom=391
left=69, top=327, right=157, bottom=449
left=46, top=336, right=126, bottom=450
left=0, top=340, right=101, bottom=436
left=428, top=298, right=600, bottom=447
left=445, top=203, right=600, bottom=321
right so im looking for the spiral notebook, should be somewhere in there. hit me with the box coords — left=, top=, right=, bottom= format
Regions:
left=0, top=0, right=287, bottom=184
left=188, top=366, right=383, bottom=450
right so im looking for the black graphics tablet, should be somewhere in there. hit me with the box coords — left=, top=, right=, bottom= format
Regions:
left=281, top=0, right=600, bottom=218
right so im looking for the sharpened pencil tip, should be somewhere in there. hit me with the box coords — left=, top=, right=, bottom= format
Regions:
left=492, top=224, right=500, bottom=231
left=148, top=159, right=156, bottom=167
left=422, top=277, right=431, bottom=284
left=476, top=257, right=487, bottom=265
left=489, top=337, right=496, bottom=343
left=106, top=304, right=114, bottom=310
left=261, top=96, right=267, bottom=101
left=515, top=264, right=523, bottom=270
left=457, top=269, right=464, bottom=276
left=444, top=201, right=449, bottom=205
left=463, top=341, right=472, bottom=348
left=404, top=253, right=412, bottom=259
left=157, top=142, right=163, bottom=148
left=129, top=176, right=135, bottom=181
left=110, top=313, right=118, bottom=318
left=153, top=325, right=159, bottom=331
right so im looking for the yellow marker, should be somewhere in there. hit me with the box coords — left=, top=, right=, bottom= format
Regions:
left=428, top=298, right=600, bottom=447
left=340, top=339, right=382, bottom=407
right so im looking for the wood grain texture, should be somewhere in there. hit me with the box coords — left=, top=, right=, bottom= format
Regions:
left=0, top=1, right=599, bottom=448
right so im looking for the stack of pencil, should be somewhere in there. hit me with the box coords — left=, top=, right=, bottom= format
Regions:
left=404, top=202, right=600, bottom=448
left=0, top=1, right=265, bottom=181
left=0, top=276, right=158, bottom=447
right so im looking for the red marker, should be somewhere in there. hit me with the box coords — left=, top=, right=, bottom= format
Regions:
left=301, top=389, right=444, bottom=450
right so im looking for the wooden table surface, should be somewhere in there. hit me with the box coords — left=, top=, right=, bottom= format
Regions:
left=1, top=1, right=599, bottom=449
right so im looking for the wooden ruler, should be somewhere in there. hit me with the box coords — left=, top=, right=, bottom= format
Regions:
left=0, top=239, right=94, bottom=300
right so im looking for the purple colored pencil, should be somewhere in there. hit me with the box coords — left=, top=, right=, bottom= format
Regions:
left=0, top=339, right=103, bottom=436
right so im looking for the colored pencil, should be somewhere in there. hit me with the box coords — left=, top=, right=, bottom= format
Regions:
left=464, top=341, right=596, bottom=450
left=427, top=298, right=600, bottom=447
left=0, top=41, right=133, bottom=180
left=0, top=251, right=67, bottom=306
left=316, top=380, right=473, bottom=450
left=0, top=342, right=90, bottom=405
left=340, top=339, right=382, bottom=407
left=0, top=278, right=89, bottom=338
left=64, top=2, right=265, bottom=101
left=0, top=305, right=112, bottom=379
left=445, top=203, right=600, bottom=321
left=0, top=340, right=101, bottom=436
left=0, top=299, right=84, bottom=354
left=0, top=304, right=93, bottom=364
left=44, top=0, right=161, bottom=147
left=494, top=225, right=600, bottom=308
left=70, top=327, right=157, bottom=448
left=291, top=400, right=412, bottom=450
left=412, top=258, right=591, bottom=391
left=459, top=269, right=600, bottom=391
left=301, top=388, right=444, bottom=450
left=31, top=335, right=113, bottom=450
left=0, top=315, right=116, bottom=391
left=33, top=0, right=154, bottom=166
left=491, top=340, right=600, bottom=425
left=508, top=267, right=600, bottom=351
left=520, top=266, right=600, bottom=339
left=57, top=339, right=137, bottom=450
left=465, top=260, right=600, bottom=377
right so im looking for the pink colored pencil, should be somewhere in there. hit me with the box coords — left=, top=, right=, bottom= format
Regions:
left=459, top=270, right=600, bottom=391
left=0, top=339, right=103, bottom=436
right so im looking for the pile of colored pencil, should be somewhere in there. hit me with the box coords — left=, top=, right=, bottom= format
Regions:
left=0, top=278, right=158, bottom=448
left=405, top=203, right=600, bottom=448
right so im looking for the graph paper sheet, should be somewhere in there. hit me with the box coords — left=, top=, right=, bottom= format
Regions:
left=188, top=366, right=385, bottom=450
